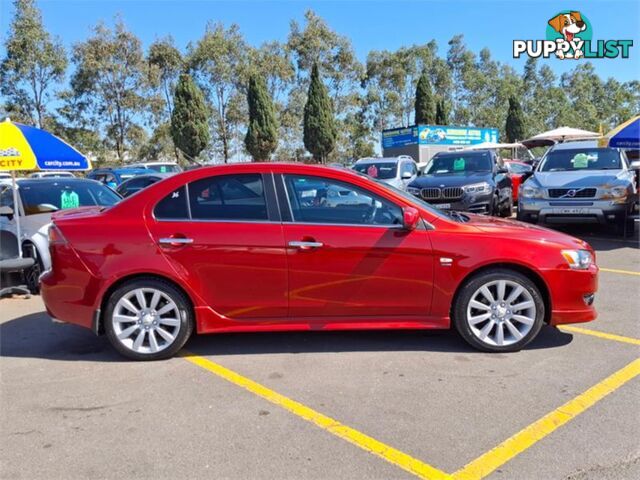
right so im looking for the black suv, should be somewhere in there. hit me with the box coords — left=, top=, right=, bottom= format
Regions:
left=407, top=149, right=512, bottom=216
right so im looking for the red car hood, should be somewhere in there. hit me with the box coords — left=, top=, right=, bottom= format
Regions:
left=464, top=214, right=591, bottom=250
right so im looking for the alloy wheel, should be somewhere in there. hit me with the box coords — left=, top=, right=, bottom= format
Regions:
left=111, top=288, right=182, bottom=355
left=466, top=279, right=536, bottom=347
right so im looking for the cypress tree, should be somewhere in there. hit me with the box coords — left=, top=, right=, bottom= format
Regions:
left=245, top=74, right=278, bottom=161
left=170, top=73, right=210, bottom=160
left=414, top=70, right=435, bottom=125
left=435, top=99, right=449, bottom=125
left=505, top=96, right=526, bottom=143
left=303, top=63, right=336, bottom=163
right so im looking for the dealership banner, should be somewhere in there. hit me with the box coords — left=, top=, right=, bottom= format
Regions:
left=382, top=125, right=499, bottom=148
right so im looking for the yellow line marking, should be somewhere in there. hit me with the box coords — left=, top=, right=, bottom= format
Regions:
left=452, top=358, right=640, bottom=480
left=559, top=325, right=640, bottom=346
left=180, top=352, right=450, bottom=480
left=599, top=267, right=640, bottom=276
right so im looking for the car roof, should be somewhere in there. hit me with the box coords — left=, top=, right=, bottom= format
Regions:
left=120, top=173, right=173, bottom=182
left=435, top=149, right=492, bottom=157
left=355, top=158, right=401, bottom=164
left=91, top=167, right=150, bottom=174
left=0, top=177, right=103, bottom=187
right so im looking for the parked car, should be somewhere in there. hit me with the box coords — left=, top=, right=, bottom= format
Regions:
left=86, top=167, right=151, bottom=188
left=517, top=141, right=639, bottom=235
left=0, top=172, right=13, bottom=179
left=41, top=163, right=597, bottom=360
left=29, top=171, right=75, bottom=178
left=0, top=177, right=122, bottom=290
left=407, top=150, right=513, bottom=216
left=353, top=156, right=418, bottom=191
left=128, top=161, right=182, bottom=173
left=116, top=173, right=173, bottom=198
left=505, top=161, right=533, bottom=203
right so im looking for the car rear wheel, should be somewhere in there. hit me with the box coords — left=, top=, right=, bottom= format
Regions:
left=453, top=269, right=545, bottom=352
left=104, top=278, right=193, bottom=361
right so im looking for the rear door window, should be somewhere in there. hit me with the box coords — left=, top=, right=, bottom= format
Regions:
left=154, top=186, right=189, bottom=220
left=188, top=174, right=267, bottom=221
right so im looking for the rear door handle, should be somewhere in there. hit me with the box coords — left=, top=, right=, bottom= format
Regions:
left=159, top=237, right=194, bottom=245
left=288, top=241, right=323, bottom=249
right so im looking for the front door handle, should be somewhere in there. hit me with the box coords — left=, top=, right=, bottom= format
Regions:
left=288, top=241, right=323, bottom=249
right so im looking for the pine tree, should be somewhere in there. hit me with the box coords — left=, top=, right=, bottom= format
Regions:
left=505, top=96, right=526, bottom=143
left=414, top=70, right=435, bottom=125
left=303, top=63, right=337, bottom=163
left=170, top=74, right=210, bottom=161
left=245, top=74, right=278, bottom=161
left=435, top=99, right=449, bottom=125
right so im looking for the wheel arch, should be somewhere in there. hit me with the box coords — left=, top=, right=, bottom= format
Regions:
left=96, top=273, right=196, bottom=335
left=451, top=262, right=552, bottom=324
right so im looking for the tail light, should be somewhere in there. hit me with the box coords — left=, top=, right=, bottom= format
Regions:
left=48, top=223, right=68, bottom=246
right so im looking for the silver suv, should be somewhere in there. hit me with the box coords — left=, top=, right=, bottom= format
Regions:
left=517, top=141, right=638, bottom=235
left=352, top=156, right=418, bottom=191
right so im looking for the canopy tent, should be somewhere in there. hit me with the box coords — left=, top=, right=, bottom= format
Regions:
left=0, top=118, right=90, bottom=257
left=598, top=116, right=640, bottom=150
left=522, top=127, right=599, bottom=149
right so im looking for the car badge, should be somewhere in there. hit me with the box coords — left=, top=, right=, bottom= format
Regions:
left=566, top=189, right=577, bottom=197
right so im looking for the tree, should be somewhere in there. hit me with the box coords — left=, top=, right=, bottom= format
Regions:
left=414, top=70, right=435, bottom=124
left=171, top=73, right=210, bottom=160
left=188, top=22, right=247, bottom=162
left=435, top=99, right=448, bottom=125
left=505, top=96, right=526, bottom=142
left=69, top=20, right=149, bottom=162
left=303, top=64, right=336, bottom=163
left=244, top=74, right=278, bottom=161
left=0, top=0, right=67, bottom=128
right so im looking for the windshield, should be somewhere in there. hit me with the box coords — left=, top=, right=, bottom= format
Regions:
left=539, top=148, right=622, bottom=172
left=426, top=151, right=493, bottom=174
left=353, top=162, right=398, bottom=180
left=146, top=164, right=181, bottom=173
left=19, top=181, right=121, bottom=215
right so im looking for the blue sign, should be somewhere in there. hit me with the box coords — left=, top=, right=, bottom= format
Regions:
left=382, top=126, right=418, bottom=148
left=383, top=125, right=499, bottom=149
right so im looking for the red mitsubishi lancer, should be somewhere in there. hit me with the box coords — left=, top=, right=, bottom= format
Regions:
left=40, top=163, right=598, bottom=360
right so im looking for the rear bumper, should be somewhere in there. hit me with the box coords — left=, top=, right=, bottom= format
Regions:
left=544, top=265, right=598, bottom=325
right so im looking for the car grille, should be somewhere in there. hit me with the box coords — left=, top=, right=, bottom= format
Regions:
left=548, top=188, right=597, bottom=198
left=420, top=188, right=441, bottom=200
left=442, top=187, right=464, bottom=200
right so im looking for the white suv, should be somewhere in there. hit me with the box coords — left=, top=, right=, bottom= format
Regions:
left=353, top=156, right=418, bottom=191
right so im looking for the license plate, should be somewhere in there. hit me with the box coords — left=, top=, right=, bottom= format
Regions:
left=435, top=203, right=451, bottom=209
left=552, top=208, right=589, bottom=214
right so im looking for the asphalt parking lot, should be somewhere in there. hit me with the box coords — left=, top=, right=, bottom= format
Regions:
left=1, top=224, right=639, bottom=480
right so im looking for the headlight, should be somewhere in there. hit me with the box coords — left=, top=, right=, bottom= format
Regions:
left=407, top=186, right=421, bottom=196
left=609, top=186, right=627, bottom=198
left=463, top=182, right=491, bottom=193
left=561, top=249, right=594, bottom=270
left=521, top=186, right=543, bottom=198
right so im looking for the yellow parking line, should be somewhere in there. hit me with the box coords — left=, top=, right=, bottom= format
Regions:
left=559, top=325, right=640, bottom=346
left=452, top=358, right=640, bottom=480
left=180, top=352, right=450, bottom=480
left=599, top=267, right=640, bottom=276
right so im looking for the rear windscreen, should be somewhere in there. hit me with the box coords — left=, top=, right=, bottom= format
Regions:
left=19, top=182, right=121, bottom=215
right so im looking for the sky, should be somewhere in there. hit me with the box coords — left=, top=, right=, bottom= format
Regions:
left=1, top=0, right=639, bottom=83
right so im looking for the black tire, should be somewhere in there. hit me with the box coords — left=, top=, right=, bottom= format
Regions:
left=452, top=268, right=545, bottom=352
left=104, top=278, right=194, bottom=361
left=489, top=195, right=499, bottom=216
left=23, top=243, right=42, bottom=294
left=614, top=212, right=636, bottom=238
left=516, top=207, right=532, bottom=223
left=499, top=196, right=513, bottom=218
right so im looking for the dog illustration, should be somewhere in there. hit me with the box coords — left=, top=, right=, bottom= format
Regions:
left=548, top=11, right=586, bottom=59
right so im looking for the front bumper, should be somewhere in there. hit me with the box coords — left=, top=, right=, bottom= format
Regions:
left=544, top=265, right=598, bottom=325
left=519, top=198, right=631, bottom=224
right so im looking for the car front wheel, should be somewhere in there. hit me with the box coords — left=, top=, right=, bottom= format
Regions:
left=453, top=269, right=545, bottom=352
left=104, top=278, right=194, bottom=361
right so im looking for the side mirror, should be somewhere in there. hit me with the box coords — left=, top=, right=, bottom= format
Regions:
left=630, top=160, right=640, bottom=171
left=402, top=207, right=420, bottom=231
left=0, top=206, right=14, bottom=218
left=401, top=171, right=413, bottom=180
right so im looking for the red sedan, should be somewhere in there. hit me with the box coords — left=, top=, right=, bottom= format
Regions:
left=505, top=160, right=533, bottom=202
left=41, top=163, right=598, bottom=360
